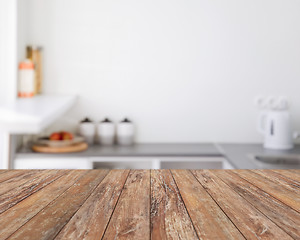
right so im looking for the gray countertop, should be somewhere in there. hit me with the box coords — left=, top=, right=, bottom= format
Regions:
left=18, top=143, right=221, bottom=158
left=17, top=143, right=300, bottom=169
left=218, top=143, right=300, bottom=169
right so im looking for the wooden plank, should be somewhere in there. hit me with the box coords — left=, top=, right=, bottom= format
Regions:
left=55, top=170, right=130, bottom=240
left=215, top=170, right=300, bottom=239
left=0, top=170, right=8, bottom=174
left=0, top=170, right=40, bottom=185
left=0, top=170, right=87, bottom=239
left=271, top=169, right=300, bottom=183
left=171, top=170, right=244, bottom=240
left=150, top=170, right=198, bottom=240
left=102, top=170, right=150, bottom=240
left=0, top=169, right=67, bottom=214
left=254, top=170, right=300, bottom=191
left=0, top=170, right=23, bottom=183
left=290, top=169, right=300, bottom=175
left=191, top=170, right=293, bottom=240
left=8, top=170, right=109, bottom=240
left=234, top=170, right=300, bottom=212
left=0, top=170, right=45, bottom=195
left=32, top=142, right=88, bottom=153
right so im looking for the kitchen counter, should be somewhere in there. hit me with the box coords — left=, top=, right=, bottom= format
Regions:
left=17, top=143, right=221, bottom=158
left=0, top=169, right=299, bottom=239
left=219, top=144, right=300, bottom=169
left=16, top=143, right=300, bottom=169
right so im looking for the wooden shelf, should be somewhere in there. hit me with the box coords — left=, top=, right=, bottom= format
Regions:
left=0, top=95, right=77, bottom=134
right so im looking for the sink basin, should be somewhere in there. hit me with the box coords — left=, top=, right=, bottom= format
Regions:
left=254, top=155, right=300, bottom=164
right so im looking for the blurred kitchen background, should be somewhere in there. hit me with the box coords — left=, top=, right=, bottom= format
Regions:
left=0, top=0, right=299, bottom=169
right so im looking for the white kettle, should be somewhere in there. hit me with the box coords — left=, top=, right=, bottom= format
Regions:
left=257, top=110, right=295, bottom=150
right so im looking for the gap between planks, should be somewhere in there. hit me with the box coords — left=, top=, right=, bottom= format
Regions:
left=99, top=170, right=132, bottom=240
left=211, top=170, right=300, bottom=239
left=190, top=170, right=294, bottom=240
left=7, top=170, right=109, bottom=240
left=169, top=170, right=201, bottom=240
left=2, top=170, right=95, bottom=239
left=54, top=170, right=129, bottom=240
left=172, top=170, right=245, bottom=239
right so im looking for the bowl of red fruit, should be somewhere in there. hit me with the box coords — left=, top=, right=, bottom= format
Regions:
left=37, top=131, right=84, bottom=147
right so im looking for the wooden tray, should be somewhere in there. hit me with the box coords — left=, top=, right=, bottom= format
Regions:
left=32, top=142, right=88, bottom=153
left=36, top=136, right=85, bottom=148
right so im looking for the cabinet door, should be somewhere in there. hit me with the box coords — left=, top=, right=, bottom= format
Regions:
left=160, top=157, right=224, bottom=169
left=90, top=157, right=153, bottom=169
left=14, top=157, right=92, bottom=169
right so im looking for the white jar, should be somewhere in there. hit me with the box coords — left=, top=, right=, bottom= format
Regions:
left=18, top=59, right=35, bottom=98
left=117, top=118, right=135, bottom=145
left=79, top=118, right=95, bottom=145
left=97, top=118, right=115, bottom=145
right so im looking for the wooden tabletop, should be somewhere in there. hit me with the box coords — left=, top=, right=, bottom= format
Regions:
left=0, top=169, right=299, bottom=240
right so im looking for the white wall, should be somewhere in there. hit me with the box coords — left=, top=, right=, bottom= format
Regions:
left=0, top=0, right=18, bottom=104
left=0, top=0, right=19, bottom=169
left=25, top=0, right=300, bottom=143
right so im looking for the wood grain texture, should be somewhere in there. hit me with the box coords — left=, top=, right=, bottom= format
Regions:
left=0, top=170, right=87, bottom=239
left=102, top=170, right=151, bottom=240
left=150, top=170, right=198, bottom=240
left=271, top=169, right=300, bottom=182
left=254, top=170, right=300, bottom=192
left=172, top=170, right=244, bottom=240
left=191, top=170, right=293, bottom=240
left=234, top=170, right=300, bottom=212
left=32, top=142, right=88, bottom=153
left=0, top=170, right=30, bottom=184
left=290, top=169, right=300, bottom=175
left=8, top=170, right=109, bottom=240
left=55, top=170, right=130, bottom=240
left=215, top=170, right=300, bottom=239
left=0, top=169, right=299, bottom=240
left=0, top=169, right=67, bottom=214
left=0, top=170, right=43, bottom=195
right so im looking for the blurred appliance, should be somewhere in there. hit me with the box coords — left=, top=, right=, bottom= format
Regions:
left=257, top=98, right=297, bottom=150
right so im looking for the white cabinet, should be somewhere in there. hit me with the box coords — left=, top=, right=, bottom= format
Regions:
left=0, top=95, right=77, bottom=134
left=14, top=156, right=230, bottom=170
left=91, top=157, right=153, bottom=169
left=14, top=157, right=92, bottom=169
left=90, top=156, right=226, bottom=169
left=0, top=95, right=77, bottom=169
left=160, top=157, right=224, bottom=169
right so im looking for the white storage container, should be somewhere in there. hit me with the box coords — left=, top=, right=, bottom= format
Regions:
left=79, top=118, right=95, bottom=145
left=97, top=118, right=115, bottom=145
left=117, top=118, right=135, bottom=145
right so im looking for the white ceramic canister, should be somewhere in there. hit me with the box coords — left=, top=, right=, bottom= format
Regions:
left=97, top=118, right=115, bottom=145
left=117, top=118, right=135, bottom=145
left=79, top=118, right=96, bottom=145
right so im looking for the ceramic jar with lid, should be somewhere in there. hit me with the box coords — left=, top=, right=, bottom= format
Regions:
left=117, top=118, right=135, bottom=145
left=79, top=118, right=95, bottom=145
left=97, top=118, right=115, bottom=145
